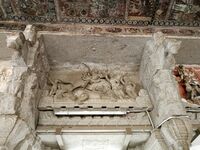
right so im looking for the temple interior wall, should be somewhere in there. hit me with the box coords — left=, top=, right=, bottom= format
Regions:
left=0, top=29, right=199, bottom=149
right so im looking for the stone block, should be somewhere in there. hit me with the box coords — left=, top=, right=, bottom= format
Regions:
left=6, top=119, right=31, bottom=150
left=0, top=115, right=17, bottom=145
left=140, top=32, right=181, bottom=90
left=0, top=146, right=7, bottom=150
left=0, top=93, right=20, bottom=114
left=0, top=61, right=12, bottom=93
left=149, top=70, right=186, bottom=126
left=161, top=118, right=192, bottom=150
left=143, top=129, right=168, bottom=150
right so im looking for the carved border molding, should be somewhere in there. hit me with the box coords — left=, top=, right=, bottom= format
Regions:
left=0, top=0, right=200, bottom=28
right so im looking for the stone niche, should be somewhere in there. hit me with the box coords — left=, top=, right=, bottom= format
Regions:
left=39, top=35, right=153, bottom=110
left=37, top=32, right=199, bottom=150
left=1, top=27, right=199, bottom=150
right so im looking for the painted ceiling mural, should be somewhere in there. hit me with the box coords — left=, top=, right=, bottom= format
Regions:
left=0, top=0, right=200, bottom=27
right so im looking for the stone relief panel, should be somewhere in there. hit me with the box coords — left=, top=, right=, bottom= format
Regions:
left=47, top=64, right=139, bottom=103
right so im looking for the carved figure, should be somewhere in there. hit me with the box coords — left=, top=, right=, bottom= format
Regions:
left=7, top=32, right=26, bottom=53
left=161, top=118, right=192, bottom=150
left=121, top=74, right=137, bottom=99
left=48, top=64, right=138, bottom=102
left=164, top=39, right=181, bottom=69
left=48, top=77, right=89, bottom=102
left=23, top=25, right=37, bottom=45
left=109, top=75, right=126, bottom=99
left=175, top=65, right=200, bottom=103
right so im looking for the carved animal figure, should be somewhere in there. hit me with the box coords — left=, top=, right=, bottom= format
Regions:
left=120, top=75, right=137, bottom=99
left=48, top=64, right=138, bottom=102
left=109, top=75, right=126, bottom=99
left=48, top=77, right=89, bottom=102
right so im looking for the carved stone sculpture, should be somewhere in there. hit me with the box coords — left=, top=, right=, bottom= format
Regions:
left=174, top=65, right=200, bottom=104
left=0, top=25, right=47, bottom=149
left=161, top=118, right=192, bottom=150
left=48, top=64, right=138, bottom=102
left=141, top=32, right=193, bottom=150
left=6, top=32, right=26, bottom=52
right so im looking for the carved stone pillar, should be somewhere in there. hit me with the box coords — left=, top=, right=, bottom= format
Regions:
left=0, top=25, right=49, bottom=149
left=141, top=32, right=193, bottom=149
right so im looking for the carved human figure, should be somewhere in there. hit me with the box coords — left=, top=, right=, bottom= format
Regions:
left=48, top=64, right=138, bottom=102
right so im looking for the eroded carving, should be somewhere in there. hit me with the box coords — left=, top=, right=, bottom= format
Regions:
left=48, top=64, right=138, bottom=102
left=161, top=118, right=192, bottom=150
left=174, top=65, right=200, bottom=105
left=6, top=32, right=26, bottom=52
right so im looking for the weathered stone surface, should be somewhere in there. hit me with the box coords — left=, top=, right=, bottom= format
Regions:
left=7, top=66, right=27, bottom=98
left=19, top=73, right=38, bottom=129
left=6, top=32, right=25, bottom=52
left=0, top=61, right=12, bottom=93
left=135, top=89, right=152, bottom=108
left=0, top=25, right=48, bottom=149
left=140, top=32, right=165, bottom=89
left=14, top=133, right=44, bottom=150
left=140, top=33, right=185, bottom=124
left=161, top=118, right=192, bottom=150
left=140, top=32, right=193, bottom=150
left=0, top=115, right=17, bottom=145
left=6, top=119, right=31, bottom=149
left=140, top=32, right=181, bottom=90
left=149, top=70, right=186, bottom=126
left=0, top=146, right=7, bottom=150
left=163, top=39, right=181, bottom=69
left=144, top=129, right=168, bottom=150
left=0, top=93, right=20, bottom=114
left=23, top=25, right=37, bottom=45
left=0, top=25, right=198, bottom=150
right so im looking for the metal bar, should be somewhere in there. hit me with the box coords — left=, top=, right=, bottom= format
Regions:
left=146, top=110, right=155, bottom=129
left=186, top=108, right=200, bottom=113
left=54, top=108, right=128, bottom=116
left=53, top=107, right=152, bottom=116
left=156, top=115, right=190, bottom=129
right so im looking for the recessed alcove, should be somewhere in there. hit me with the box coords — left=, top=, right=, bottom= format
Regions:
left=39, top=34, right=152, bottom=110
left=0, top=31, right=200, bottom=149
left=36, top=34, right=153, bottom=149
